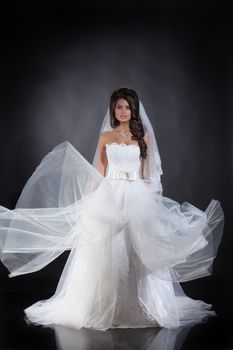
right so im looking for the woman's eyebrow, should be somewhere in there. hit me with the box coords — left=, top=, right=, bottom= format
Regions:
left=116, top=103, right=129, bottom=107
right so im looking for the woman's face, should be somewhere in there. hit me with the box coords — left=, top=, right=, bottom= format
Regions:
left=114, top=98, right=131, bottom=123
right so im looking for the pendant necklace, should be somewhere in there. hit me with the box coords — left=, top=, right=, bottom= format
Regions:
left=120, top=130, right=130, bottom=138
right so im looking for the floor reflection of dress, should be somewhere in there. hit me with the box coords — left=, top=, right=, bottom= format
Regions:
left=52, top=322, right=197, bottom=350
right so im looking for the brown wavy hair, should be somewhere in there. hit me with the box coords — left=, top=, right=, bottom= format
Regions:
left=109, top=87, right=147, bottom=159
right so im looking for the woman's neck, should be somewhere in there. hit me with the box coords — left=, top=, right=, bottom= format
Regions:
left=117, top=121, right=130, bottom=131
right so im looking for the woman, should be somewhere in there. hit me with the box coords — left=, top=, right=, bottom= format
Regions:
left=0, top=87, right=224, bottom=330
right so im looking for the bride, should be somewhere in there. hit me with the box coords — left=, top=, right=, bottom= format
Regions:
left=0, top=87, right=224, bottom=330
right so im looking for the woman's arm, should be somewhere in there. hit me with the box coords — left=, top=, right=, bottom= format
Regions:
left=140, top=132, right=149, bottom=179
left=96, top=133, right=108, bottom=177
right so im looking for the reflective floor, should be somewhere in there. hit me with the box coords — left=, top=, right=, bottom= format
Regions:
left=1, top=293, right=233, bottom=350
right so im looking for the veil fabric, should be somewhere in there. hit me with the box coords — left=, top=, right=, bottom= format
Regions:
left=2, top=99, right=157, bottom=276
left=0, top=101, right=224, bottom=285
left=0, top=142, right=124, bottom=277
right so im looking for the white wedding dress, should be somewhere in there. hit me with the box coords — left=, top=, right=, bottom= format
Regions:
left=0, top=142, right=224, bottom=330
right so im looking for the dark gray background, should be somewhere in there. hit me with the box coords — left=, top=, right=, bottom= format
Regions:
left=0, top=1, right=232, bottom=305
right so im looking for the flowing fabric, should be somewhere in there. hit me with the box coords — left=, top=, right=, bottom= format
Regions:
left=0, top=140, right=224, bottom=330
left=0, top=142, right=124, bottom=278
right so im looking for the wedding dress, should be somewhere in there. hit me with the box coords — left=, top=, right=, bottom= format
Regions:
left=0, top=140, right=224, bottom=331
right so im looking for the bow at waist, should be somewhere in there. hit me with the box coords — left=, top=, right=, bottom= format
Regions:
left=106, top=170, right=140, bottom=181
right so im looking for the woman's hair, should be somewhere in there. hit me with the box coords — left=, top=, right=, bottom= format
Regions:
left=109, top=87, right=147, bottom=159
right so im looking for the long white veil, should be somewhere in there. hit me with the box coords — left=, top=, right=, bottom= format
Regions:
left=0, top=99, right=224, bottom=285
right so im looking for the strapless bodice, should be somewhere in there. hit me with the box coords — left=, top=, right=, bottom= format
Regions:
left=105, top=143, right=141, bottom=180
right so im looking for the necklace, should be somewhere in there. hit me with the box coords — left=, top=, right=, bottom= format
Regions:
left=119, top=130, right=130, bottom=138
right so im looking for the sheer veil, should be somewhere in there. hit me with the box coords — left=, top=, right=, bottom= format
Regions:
left=92, top=101, right=163, bottom=194
left=0, top=100, right=166, bottom=278
left=0, top=97, right=224, bottom=285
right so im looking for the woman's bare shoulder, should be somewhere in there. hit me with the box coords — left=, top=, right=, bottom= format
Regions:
left=99, top=131, right=116, bottom=143
left=100, top=131, right=113, bottom=137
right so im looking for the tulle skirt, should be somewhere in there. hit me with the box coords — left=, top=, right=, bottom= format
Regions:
left=0, top=142, right=224, bottom=330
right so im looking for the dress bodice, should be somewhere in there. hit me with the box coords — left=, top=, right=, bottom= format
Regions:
left=105, top=143, right=141, bottom=180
